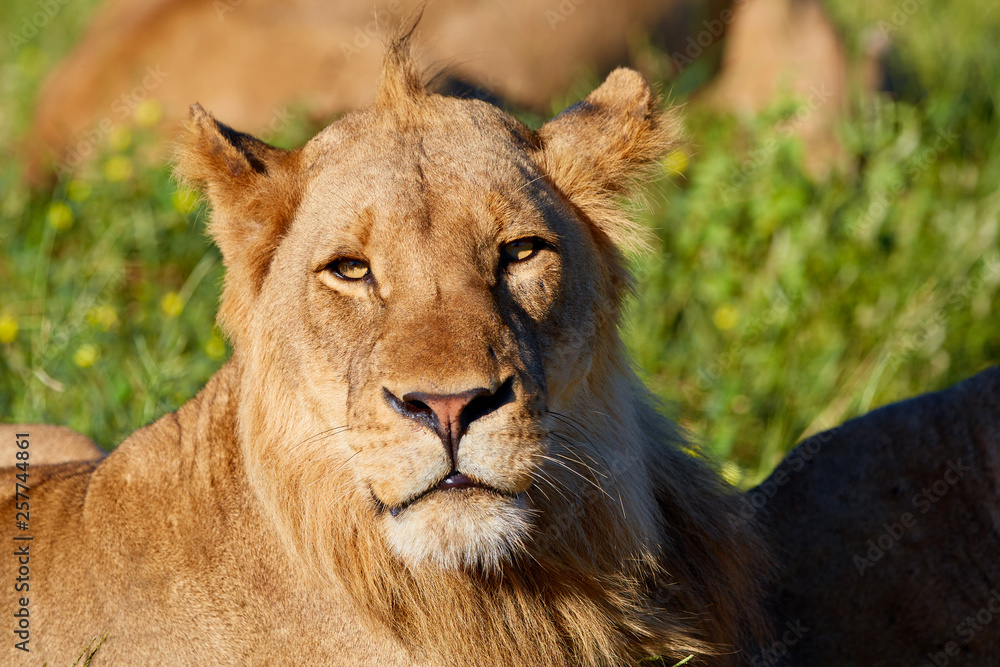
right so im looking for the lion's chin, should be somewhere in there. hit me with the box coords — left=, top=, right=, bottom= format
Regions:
left=383, top=489, right=531, bottom=572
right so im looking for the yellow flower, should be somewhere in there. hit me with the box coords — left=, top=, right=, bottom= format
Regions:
left=172, top=189, right=200, bottom=215
left=103, top=156, right=133, bottom=182
left=662, top=149, right=690, bottom=176
left=108, top=126, right=132, bottom=152
left=160, top=292, right=184, bottom=318
left=712, top=305, right=739, bottom=331
left=135, top=99, right=163, bottom=127
left=67, top=180, right=92, bottom=202
left=0, top=314, right=18, bottom=343
left=73, top=344, right=99, bottom=368
left=47, top=201, right=74, bottom=231
left=86, top=304, right=119, bottom=331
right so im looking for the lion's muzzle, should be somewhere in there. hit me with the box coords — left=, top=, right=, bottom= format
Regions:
left=383, top=376, right=515, bottom=468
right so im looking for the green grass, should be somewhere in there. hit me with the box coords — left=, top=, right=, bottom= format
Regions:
left=1, top=0, right=998, bottom=487
left=71, top=631, right=108, bottom=666
left=625, top=0, right=1000, bottom=483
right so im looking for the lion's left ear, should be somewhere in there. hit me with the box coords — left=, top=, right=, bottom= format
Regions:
left=535, top=69, right=680, bottom=250
left=174, top=103, right=304, bottom=336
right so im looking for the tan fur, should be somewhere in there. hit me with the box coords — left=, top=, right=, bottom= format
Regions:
left=0, top=425, right=103, bottom=464
left=1, top=28, right=767, bottom=666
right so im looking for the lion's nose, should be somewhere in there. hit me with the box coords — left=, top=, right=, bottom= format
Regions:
left=383, top=378, right=514, bottom=467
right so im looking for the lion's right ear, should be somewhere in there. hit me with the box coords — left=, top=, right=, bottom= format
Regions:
left=534, top=69, right=681, bottom=253
left=174, top=103, right=304, bottom=336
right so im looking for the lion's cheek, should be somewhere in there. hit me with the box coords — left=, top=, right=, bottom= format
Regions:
left=542, top=331, right=596, bottom=405
left=536, top=289, right=601, bottom=402
left=383, top=492, right=532, bottom=571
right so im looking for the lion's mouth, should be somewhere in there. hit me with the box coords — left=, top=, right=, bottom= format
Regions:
left=379, top=471, right=512, bottom=517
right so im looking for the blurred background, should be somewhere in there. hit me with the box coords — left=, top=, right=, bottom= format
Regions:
left=0, top=0, right=997, bottom=487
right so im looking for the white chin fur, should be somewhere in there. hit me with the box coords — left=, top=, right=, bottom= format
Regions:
left=384, top=490, right=531, bottom=572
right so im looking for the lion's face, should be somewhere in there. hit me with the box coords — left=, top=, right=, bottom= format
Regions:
left=257, top=97, right=609, bottom=570
left=177, top=42, right=677, bottom=580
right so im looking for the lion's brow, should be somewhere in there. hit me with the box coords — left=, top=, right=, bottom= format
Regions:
left=351, top=207, right=376, bottom=247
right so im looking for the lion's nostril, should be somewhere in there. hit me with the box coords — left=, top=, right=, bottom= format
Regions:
left=405, top=399, right=430, bottom=413
left=383, top=378, right=515, bottom=468
left=461, top=377, right=514, bottom=427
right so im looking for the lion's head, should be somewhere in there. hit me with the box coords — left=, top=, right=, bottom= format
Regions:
left=176, top=25, right=765, bottom=667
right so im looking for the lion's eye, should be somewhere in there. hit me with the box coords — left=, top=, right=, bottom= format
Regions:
left=329, top=258, right=370, bottom=281
left=502, top=239, right=539, bottom=262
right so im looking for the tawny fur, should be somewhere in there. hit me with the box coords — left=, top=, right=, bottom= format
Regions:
left=0, top=425, right=103, bottom=464
left=1, top=27, right=767, bottom=666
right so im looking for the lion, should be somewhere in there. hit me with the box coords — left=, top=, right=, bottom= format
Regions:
left=757, top=364, right=1000, bottom=665
left=0, top=26, right=768, bottom=667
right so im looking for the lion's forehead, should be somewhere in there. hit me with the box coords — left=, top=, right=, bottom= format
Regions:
left=302, top=136, right=542, bottom=211
left=295, top=140, right=561, bottom=270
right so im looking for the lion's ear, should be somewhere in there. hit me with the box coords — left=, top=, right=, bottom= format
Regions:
left=536, top=69, right=680, bottom=250
left=174, top=103, right=304, bottom=335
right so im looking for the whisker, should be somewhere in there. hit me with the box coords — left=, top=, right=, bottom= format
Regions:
left=548, top=448, right=605, bottom=483
left=527, top=481, right=551, bottom=503
left=292, top=425, right=352, bottom=450
left=520, top=545, right=545, bottom=570
left=326, top=484, right=364, bottom=508
left=307, top=451, right=361, bottom=487
left=547, top=432, right=607, bottom=478
left=549, top=412, right=605, bottom=466
left=549, top=412, right=593, bottom=440
left=549, top=420, right=621, bottom=484
left=543, top=438, right=629, bottom=520
left=257, top=426, right=354, bottom=475
left=555, top=408, right=613, bottom=421
left=534, top=469, right=571, bottom=503
left=530, top=459, right=573, bottom=505
left=537, top=452, right=614, bottom=502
